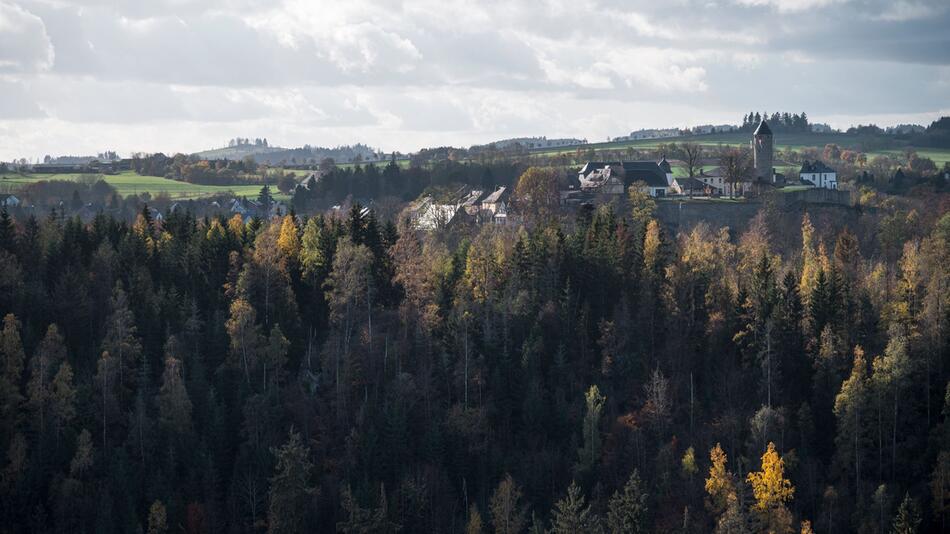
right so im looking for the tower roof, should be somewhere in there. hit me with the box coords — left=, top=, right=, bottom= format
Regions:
left=754, top=120, right=772, bottom=136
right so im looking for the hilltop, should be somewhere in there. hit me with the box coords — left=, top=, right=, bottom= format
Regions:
left=194, top=141, right=382, bottom=165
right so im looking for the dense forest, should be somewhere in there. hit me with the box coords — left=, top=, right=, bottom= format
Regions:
left=0, top=172, right=948, bottom=533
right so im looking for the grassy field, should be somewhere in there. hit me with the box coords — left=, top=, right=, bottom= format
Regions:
left=0, top=171, right=279, bottom=200
left=533, top=131, right=950, bottom=165
left=871, top=148, right=950, bottom=166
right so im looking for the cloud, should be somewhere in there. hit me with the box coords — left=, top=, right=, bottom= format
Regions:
left=0, top=1, right=54, bottom=72
left=733, top=0, right=847, bottom=12
left=0, top=80, right=46, bottom=119
left=871, top=1, right=943, bottom=22
left=0, top=0, right=948, bottom=160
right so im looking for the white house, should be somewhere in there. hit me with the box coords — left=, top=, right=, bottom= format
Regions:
left=694, top=168, right=726, bottom=193
left=479, top=186, right=509, bottom=224
left=799, top=160, right=838, bottom=189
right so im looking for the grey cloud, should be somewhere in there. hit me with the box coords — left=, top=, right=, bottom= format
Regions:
left=0, top=81, right=46, bottom=118
left=0, top=1, right=54, bottom=72
left=1, top=0, right=948, bottom=160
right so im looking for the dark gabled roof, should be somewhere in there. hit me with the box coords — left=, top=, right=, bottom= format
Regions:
left=673, top=177, right=707, bottom=190
left=754, top=120, right=772, bottom=136
left=894, top=168, right=905, bottom=180
left=621, top=162, right=669, bottom=187
left=580, top=161, right=668, bottom=188
left=658, top=156, right=672, bottom=173
left=799, top=160, right=836, bottom=174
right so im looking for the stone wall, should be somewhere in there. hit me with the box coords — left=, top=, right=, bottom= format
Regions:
left=654, top=193, right=873, bottom=254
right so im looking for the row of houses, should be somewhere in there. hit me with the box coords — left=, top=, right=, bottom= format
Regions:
left=410, top=186, right=510, bottom=230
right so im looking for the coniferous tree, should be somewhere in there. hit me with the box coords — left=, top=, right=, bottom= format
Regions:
left=70, top=428, right=94, bottom=478
left=892, top=493, right=921, bottom=534
left=833, top=346, right=871, bottom=497
left=267, top=429, right=315, bottom=534
left=48, top=361, right=76, bottom=440
left=147, top=500, right=168, bottom=534
left=489, top=474, right=528, bottom=534
left=550, top=481, right=601, bottom=534
left=607, top=469, right=649, bottom=534
left=576, top=384, right=605, bottom=475
left=27, top=324, right=67, bottom=436
left=158, top=354, right=193, bottom=438
left=0, top=314, right=25, bottom=437
left=100, top=284, right=141, bottom=390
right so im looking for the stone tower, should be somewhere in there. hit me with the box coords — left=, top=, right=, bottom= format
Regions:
left=752, top=119, right=773, bottom=182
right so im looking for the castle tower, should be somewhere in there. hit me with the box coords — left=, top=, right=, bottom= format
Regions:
left=752, top=119, right=773, bottom=182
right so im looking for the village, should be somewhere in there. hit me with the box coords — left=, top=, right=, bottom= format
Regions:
left=407, top=119, right=848, bottom=231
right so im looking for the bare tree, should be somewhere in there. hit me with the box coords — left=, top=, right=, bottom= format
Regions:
left=720, top=147, right=753, bottom=198
left=683, top=143, right=704, bottom=177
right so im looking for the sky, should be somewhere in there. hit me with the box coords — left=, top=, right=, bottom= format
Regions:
left=1, top=0, right=949, bottom=160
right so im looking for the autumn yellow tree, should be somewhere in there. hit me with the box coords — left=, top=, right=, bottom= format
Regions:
left=705, top=443, right=736, bottom=516
left=747, top=442, right=795, bottom=533
left=513, top=167, right=559, bottom=227
left=277, top=215, right=300, bottom=260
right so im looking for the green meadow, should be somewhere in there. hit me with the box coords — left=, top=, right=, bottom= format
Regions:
left=533, top=131, right=950, bottom=166
left=0, top=171, right=281, bottom=200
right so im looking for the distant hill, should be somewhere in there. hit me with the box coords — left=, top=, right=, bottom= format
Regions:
left=193, top=144, right=289, bottom=160
left=193, top=143, right=383, bottom=165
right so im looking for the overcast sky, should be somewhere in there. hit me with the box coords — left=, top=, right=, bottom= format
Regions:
left=1, top=0, right=949, bottom=160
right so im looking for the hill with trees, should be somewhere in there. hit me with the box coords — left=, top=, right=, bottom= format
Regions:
left=0, top=165, right=947, bottom=532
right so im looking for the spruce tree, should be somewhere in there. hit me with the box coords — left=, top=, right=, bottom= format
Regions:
left=267, top=429, right=314, bottom=534
left=550, top=481, right=601, bottom=534
left=607, top=470, right=649, bottom=534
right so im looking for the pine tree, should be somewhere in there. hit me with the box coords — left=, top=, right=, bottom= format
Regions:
left=0, top=314, right=25, bottom=436
left=892, top=493, right=921, bottom=534
left=267, top=429, right=315, bottom=534
left=0, top=209, right=15, bottom=253
left=550, top=481, right=601, bottom=534
left=158, top=356, right=193, bottom=438
left=576, top=384, right=605, bottom=475
left=262, top=325, right=289, bottom=393
left=466, top=504, right=484, bottom=534
left=225, top=298, right=262, bottom=385
left=607, top=469, right=648, bottom=534
left=27, top=324, right=67, bottom=435
left=489, top=474, right=527, bottom=534
left=871, top=330, right=914, bottom=480
left=70, top=428, right=94, bottom=478
left=94, top=351, right=118, bottom=449
left=147, top=500, right=168, bottom=534
left=100, top=284, right=141, bottom=389
left=931, top=451, right=950, bottom=531
left=833, top=346, right=871, bottom=497
left=715, top=494, right=751, bottom=534
left=337, top=483, right=393, bottom=533
left=49, top=361, right=76, bottom=440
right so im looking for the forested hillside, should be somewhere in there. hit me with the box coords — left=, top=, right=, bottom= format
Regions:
left=0, top=186, right=947, bottom=533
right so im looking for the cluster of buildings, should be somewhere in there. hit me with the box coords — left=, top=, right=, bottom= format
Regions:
left=572, top=120, right=838, bottom=203
left=228, top=197, right=287, bottom=222
left=473, top=137, right=588, bottom=151
left=612, top=128, right=682, bottom=142
left=410, top=186, right=510, bottom=230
